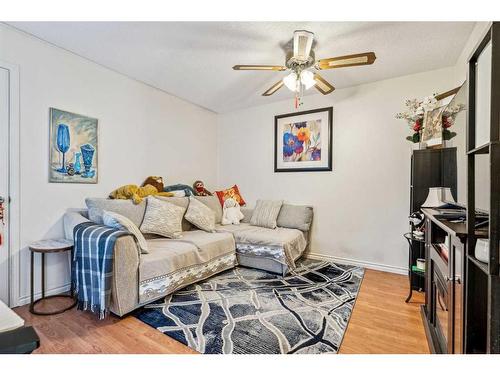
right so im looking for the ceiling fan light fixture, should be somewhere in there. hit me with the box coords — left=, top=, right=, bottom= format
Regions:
left=283, top=72, right=298, bottom=91
left=293, top=30, right=314, bottom=62
left=300, top=70, right=315, bottom=90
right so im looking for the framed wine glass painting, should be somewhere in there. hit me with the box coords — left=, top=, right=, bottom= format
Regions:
left=49, top=108, right=98, bottom=183
left=274, top=107, right=333, bottom=172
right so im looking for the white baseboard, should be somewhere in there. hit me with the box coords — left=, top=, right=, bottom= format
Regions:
left=306, top=252, right=407, bottom=275
left=17, top=283, right=71, bottom=307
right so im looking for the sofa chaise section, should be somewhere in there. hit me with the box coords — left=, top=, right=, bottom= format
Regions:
left=139, top=230, right=236, bottom=304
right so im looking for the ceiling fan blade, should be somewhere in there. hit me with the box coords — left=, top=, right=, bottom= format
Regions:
left=313, top=74, right=335, bottom=95
left=233, top=65, right=286, bottom=71
left=262, top=80, right=284, bottom=96
left=317, top=52, right=376, bottom=70
left=293, top=30, right=314, bottom=62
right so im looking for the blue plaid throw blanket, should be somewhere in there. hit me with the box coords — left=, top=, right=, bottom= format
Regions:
left=72, top=222, right=129, bottom=319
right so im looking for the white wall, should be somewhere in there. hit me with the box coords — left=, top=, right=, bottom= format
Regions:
left=217, top=67, right=457, bottom=273
left=0, top=24, right=218, bottom=305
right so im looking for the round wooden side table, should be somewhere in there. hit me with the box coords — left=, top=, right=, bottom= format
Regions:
left=29, top=239, right=77, bottom=315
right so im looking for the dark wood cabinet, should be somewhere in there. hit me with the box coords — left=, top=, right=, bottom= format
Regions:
left=421, top=209, right=466, bottom=353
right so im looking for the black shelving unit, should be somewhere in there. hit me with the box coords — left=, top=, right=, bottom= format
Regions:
left=465, top=22, right=500, bottom=354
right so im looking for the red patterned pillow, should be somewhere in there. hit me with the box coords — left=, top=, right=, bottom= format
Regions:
left=215, top=185, right=246, bottom=207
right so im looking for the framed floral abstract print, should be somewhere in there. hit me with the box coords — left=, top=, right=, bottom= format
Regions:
left=274, top=107, right=332, bottom=172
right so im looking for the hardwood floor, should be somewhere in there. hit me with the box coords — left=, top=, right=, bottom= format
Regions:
left=339, top=269, right=429, bottom=354
left=15, top=269, right=429, bottom=354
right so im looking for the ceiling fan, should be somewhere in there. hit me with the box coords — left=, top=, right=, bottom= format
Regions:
left=233, top=30, right=376, bottom=108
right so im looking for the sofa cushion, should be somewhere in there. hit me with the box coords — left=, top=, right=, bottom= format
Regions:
left=250, top=199, right=283, bottom=229
left=215, top=224, right=306, bottom=269
left=140, top=196, right=185, bottom=239
left=276, top=204, right=313, bottom=232
left=155, top=196, right=192, bottom=231
left=185, top=196, right=216, bottom=232
left=194, top=195, right=223, bottom=224
left=86, top=198, right=146, bottom=228
left=240, top=207, right=253, bottom=223
left=138, top=230, right=236, bottom=303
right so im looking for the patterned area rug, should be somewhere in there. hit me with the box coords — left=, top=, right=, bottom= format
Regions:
left=134, top=259, right=364, bottom=354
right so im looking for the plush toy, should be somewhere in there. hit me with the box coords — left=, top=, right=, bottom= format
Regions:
left=221, top=198, right=244, bottom=225
left=142, top=176, right=164, bottom=192
left=164, top=183, right=196, bottom=196
left=193, top=180, right=212, bottom=196
left=109, top=184, right=173, bottom=204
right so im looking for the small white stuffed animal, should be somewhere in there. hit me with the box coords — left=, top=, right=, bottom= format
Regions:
left=221, top=198, right=244, bottom=225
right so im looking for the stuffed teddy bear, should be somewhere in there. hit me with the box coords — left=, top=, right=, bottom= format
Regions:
left=193, top=180, right=212, bottom=196
left=109, top=184, right=173, bottom=204
left=221, top=198, right=244, bottom=225
left=141, top=176, right=164, bottom=192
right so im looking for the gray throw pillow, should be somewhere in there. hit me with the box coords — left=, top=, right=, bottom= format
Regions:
left=184, top=196, right=216, bottom=232
left=250, top=200, right=284, bottom=229
left=140, top=196, right=185, bottom=239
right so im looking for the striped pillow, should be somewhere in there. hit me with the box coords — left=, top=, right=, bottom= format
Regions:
left=102, top=210, right=149, bottom=254
left=250, top=200, right=284, bottom=229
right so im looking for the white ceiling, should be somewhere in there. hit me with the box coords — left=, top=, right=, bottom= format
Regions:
left=7, top=22, right=475, bottom=113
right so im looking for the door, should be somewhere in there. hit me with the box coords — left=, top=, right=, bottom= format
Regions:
left=0, top=67, right=9, bottom=304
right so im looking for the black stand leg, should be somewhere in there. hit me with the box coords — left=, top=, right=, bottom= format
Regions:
left=405, top=273, right=413, bottom=303
left=29, top=251, right=34, bottom=311
left=41, top=253, right=45, bottom=299
left=405, top=234, right=413, bottom=303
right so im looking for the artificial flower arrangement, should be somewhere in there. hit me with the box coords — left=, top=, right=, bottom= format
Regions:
left=396, top=94, right=465, bottom=143
left=441, top=102, right=466, bottom=141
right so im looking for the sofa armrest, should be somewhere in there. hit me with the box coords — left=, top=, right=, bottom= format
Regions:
left=110, top=235, right=141, bottom=316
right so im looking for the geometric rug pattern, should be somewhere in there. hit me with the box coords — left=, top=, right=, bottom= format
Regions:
left=134, top=259, right=364, bottom=354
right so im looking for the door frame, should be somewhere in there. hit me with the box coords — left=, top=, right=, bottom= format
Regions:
left=0, top=60, right=20, bottom=307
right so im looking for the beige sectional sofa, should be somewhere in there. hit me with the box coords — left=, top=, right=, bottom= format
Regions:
left=63, top=196, right=313, bottom=316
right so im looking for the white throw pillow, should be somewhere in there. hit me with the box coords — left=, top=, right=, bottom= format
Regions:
left=140, top=196, right=185, bottom=239
left=184, top=196, right=216, bottom=232
left=102, top=210, right=149, bottom=254
left=250, top=200, right=284, bottom=229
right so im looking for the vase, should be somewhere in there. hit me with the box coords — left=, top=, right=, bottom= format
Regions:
left=74, top=152, right=82, bottom=174
left=80, top=144, right=95, bottom=178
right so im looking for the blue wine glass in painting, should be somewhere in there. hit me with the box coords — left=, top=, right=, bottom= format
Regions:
left=80, top=144, right=95, bottom=178
left=56, top=124, right=70, bottom=173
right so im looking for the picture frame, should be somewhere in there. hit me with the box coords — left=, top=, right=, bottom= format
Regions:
left=49, top=108, right=98, bottom=183
left=421, top=87, right=460, bottom=148
left=274, top=107, right=333, bottom=172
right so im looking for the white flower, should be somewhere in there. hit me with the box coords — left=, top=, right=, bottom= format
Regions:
left=421, top=95, right=437, bottom=111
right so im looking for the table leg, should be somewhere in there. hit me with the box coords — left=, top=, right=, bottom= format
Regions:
left=30, top=251, right=34, bottom=308
left=41, top=253, right=45, bottom=299
left=69, top=249, right=73, bottom=298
